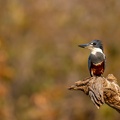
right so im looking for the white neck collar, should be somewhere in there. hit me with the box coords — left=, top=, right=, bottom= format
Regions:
left=91, top=48, right=103, bottom=55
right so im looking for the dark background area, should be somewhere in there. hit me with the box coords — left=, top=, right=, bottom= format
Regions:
left=0, top=0, right=120, bottom=120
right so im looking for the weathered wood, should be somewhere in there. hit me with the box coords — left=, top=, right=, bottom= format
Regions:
left=68, top=74, right=120, bottom=113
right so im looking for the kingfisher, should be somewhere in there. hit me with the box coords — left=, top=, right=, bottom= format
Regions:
left=78, top=40, right=106, bottom=77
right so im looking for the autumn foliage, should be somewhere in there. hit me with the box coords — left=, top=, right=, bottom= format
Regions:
left=0, top=0, right=120, bottom=120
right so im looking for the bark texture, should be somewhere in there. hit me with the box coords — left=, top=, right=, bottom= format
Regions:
left=68, top=74, right=120, bottom=113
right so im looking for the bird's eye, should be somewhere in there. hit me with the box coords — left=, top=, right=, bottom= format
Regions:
left=93, top=42, right=96, bottom=45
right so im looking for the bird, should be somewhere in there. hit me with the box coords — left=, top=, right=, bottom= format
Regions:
left=78, top=40, right=106, bottom=77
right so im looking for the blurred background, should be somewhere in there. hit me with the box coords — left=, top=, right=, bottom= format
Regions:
left=0, top=0, right=120, bottom=120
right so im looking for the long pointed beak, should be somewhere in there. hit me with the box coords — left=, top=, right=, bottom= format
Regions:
left=78, top=44, right=89, bottom=48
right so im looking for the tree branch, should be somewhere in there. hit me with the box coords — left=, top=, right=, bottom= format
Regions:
left=68, top=74, right=120, bottom=113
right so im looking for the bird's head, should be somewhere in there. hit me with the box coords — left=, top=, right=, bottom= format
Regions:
left=78, top=40, right=103, bottom=51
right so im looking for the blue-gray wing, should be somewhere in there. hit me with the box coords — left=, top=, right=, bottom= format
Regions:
left=88, top=56, right=91, bottom=75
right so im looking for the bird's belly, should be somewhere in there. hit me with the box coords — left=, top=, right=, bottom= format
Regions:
left=91, top=62, right=105, bottom=76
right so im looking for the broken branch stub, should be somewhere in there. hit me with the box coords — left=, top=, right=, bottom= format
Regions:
left=68, top=74, right=120, bottom=113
